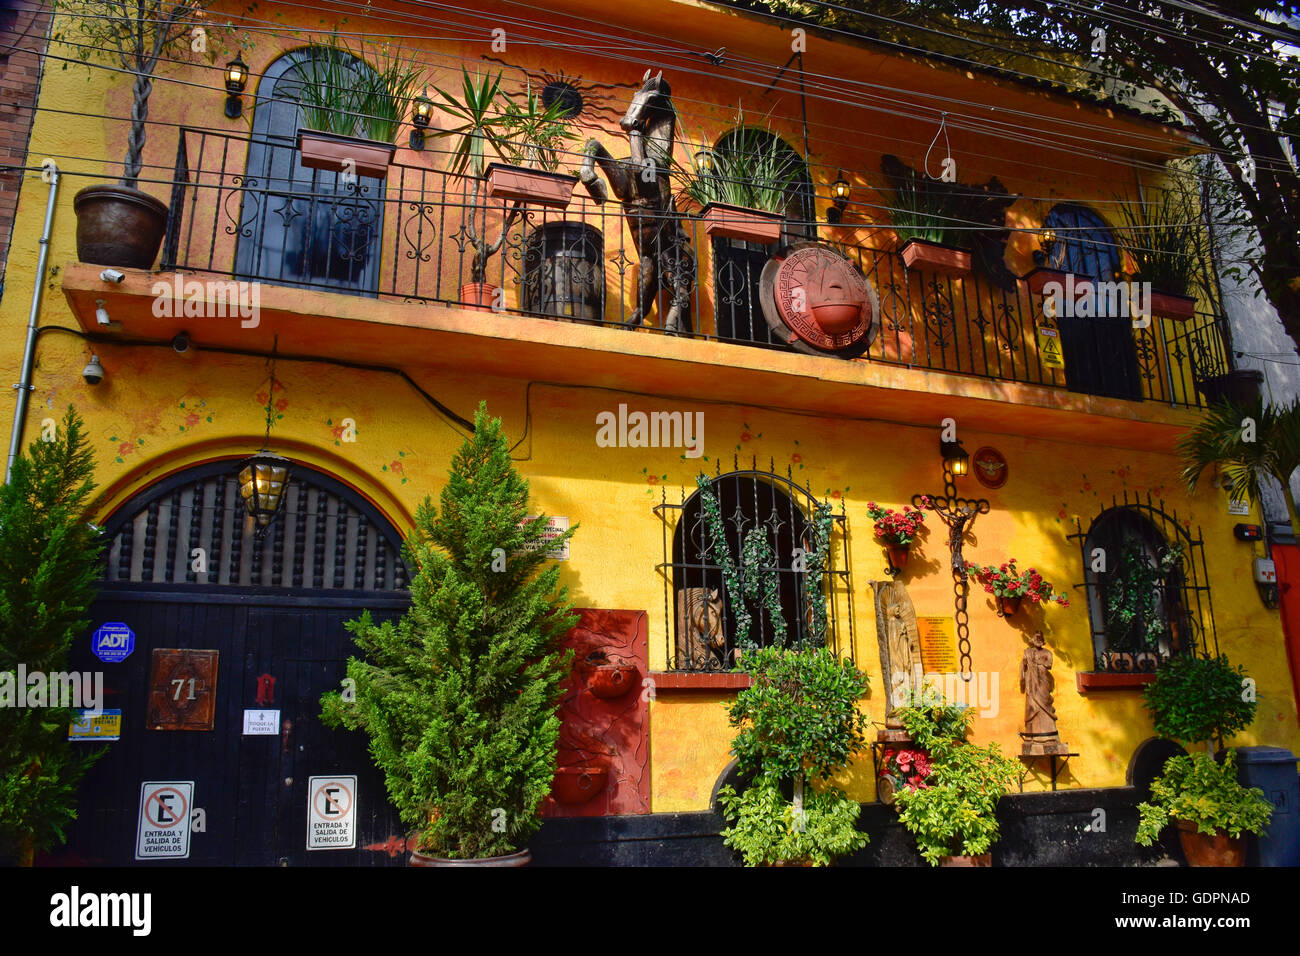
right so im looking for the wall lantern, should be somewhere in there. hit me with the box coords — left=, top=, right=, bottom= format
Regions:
left=693, top=147, right=715, bottom=174
left=826, top=171, right=851, bottom=224
left=1034, top=227, right=1057, bottom=267
left=940, top=438, right=970, bottom=478
left=224, top=55, right=249, bottom=119
left=410, top=88, right=434, bottom=150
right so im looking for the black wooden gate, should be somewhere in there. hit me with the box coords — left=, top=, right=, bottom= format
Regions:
left=60, top=463, right=412, bottom=866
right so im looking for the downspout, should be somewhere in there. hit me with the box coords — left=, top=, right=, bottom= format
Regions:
left=6, top=159, right=59, bottom=483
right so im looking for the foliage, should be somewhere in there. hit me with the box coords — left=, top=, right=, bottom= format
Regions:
left=296, top=36, right=424, bottom=145
left=1113, top=179, right=1205, bottom=297
left=966, top=559, right=1069, bottom=606
left=51, top=1, right=242, bottom=187
left=0, top=408, right=105, bottom=864
left=866, top=500, right=926, bottom=546
left=320, top=402, right=577, bottom=859
left=1103, top=540, right=1184, bottom=652
left=877, top=154, right=971, bottom=248
left=681, top=108, right=802, bottom=214
left=498, top=80, right=578, bottom=172
left=1142, top=654, right=1256, bottom=745
left=801, top=502, right=834, bottom=645
left=716, top=779, right=867, bottom=866
left=1178, top=396, right=1300, bottom=540
left=1135, top=751, right=1273, bottom=845
left=727, top=645, right=870, bottom=783
left=894, top=691, right=971, bottom=750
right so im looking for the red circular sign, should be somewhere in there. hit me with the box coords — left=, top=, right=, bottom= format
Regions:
left=759, top=243, right=878, bottom=358
left=972, top=447, right=1008, bottom=489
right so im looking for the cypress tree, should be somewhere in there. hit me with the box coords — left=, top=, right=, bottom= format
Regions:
left=322, top=402, right=577, bottom=859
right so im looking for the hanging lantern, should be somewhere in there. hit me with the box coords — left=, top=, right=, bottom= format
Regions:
left=940, top=439, right=970, bottom=478
left=238, top=452, right=291, bottom=530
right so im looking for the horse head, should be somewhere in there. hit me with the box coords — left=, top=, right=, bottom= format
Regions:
left=620, top=69, right=672, bottom=134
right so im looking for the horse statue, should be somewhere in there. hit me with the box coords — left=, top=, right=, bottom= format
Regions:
left=579, top=70, right=696, bottom=333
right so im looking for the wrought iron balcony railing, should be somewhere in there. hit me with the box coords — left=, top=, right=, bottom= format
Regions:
left=160, top=127, right=1229, bottom=407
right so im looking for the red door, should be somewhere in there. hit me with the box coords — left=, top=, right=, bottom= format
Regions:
left=1269, top=544, right=1300, bottom=725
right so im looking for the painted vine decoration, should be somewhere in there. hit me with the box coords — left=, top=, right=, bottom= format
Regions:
left=801, top=501, right=834, bottom=647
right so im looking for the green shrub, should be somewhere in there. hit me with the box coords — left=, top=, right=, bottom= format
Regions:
left=1136, top=751, right=1273, bottom=845
left=1143, top=654, right=1255, bottom=744
left=716, top=779, right=867, bottom=867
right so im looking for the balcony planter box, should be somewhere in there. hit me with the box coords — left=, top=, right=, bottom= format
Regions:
left=899, top=238, right=971, bottom=278
left=73, top=185, right=169, bottom=268
left=699, top=202, right=784, bottom=243
left=1196, top=369, right=1264, bottom=408
left=1149, top=290, right=1196, bottom=322
left=484, top=163, right=578, bottom=209
left=1022, top=266, right=1092, bottom=297
left=297, top=129, right=395, bottom=180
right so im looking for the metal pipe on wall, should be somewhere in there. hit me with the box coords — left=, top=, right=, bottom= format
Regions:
left=6, top=158, right=60, bottom=484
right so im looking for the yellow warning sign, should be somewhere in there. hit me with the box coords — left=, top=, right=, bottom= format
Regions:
left=1037, top=324, right=1065, bottom=369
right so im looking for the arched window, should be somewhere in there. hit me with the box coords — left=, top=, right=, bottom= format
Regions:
left=1041, top=203, right=1141, bottom=400
left=1077, top=501, right=1215, bottom=673
left=710, top=129, right=813, bottom=346
left=663, top=467, right=849, bottom=671
left=235, top=47, right=385, bottom=295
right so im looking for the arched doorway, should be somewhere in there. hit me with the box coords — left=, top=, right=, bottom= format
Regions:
left=59, top=462, right=410, bottom=866
left=235, top=47, right=386, bottom=295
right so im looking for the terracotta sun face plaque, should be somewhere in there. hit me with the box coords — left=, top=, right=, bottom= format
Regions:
left=972, top=446, right=1008, bottom=489
left=759, top=242, right=878, bottom=358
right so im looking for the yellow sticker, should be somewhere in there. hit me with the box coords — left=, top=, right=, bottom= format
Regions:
left=1037, top=324, right=1065, bottom=369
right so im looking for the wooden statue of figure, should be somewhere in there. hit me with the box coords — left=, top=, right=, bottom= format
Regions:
left=872, top=580, right=923, bottom=742
left=579, top=70, right=696, bottom=333
left=1020, top=631, right=1068, bottom=755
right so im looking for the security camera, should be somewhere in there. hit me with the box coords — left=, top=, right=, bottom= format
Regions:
left=82, top=355, right=105, bottom=386
left=99, top=269, right=125, bottom=284
left=94, top=299, right=111, bottom=326
left=172, top=332, right=191, bottom=353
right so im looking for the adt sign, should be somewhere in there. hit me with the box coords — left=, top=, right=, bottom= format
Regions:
left=93, top=622, right=135, bottom=663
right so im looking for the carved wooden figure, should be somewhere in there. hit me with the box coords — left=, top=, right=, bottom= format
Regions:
left=1019, top=631, right=1068, bottom=755
left=676, top=586, right=725, bottom=669
left=872, top=580, right=923, bottom=742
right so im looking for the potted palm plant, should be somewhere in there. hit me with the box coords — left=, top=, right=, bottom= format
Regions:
left=320, top=403, right=577, bottom=865
left=681, top=111, right=800, bottom=244
left=54, top=0, right=234, bottom=268
left=878, top=154, right=972, bottom=277
left=1114, top=180, right=1203, bottom=321
left=431, top=69, right=579, bottom=309
left=294, top=36, right=424, bottom=181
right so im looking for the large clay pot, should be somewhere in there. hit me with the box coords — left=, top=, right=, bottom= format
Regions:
left=1000, top=595, right=1023, bottom=617
left=939, top=853, right=992, bottom=867
left=460, top=282, right=499, bottom=312
left=74, top=185, right=169, bottom=268
left=1175, top=819, right=1246, bottom=867
left=885, top=542, right=910, bottom=569
left=297, top=129, right=395, bottom=179
left=1196, top=370, right=1264, bottom=408
left=484, top=163, right=578, bottom=209
left=1149, top=290, right=1196, bottom=321
left=409, top=848, right=531, bottom=867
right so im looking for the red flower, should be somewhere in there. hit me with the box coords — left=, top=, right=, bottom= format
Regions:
left=390, top=460, right=404, bottom=475
left=332, top=424, right=347, bottom=439
left=118, top=442, right=133, bottom=456
left=275, top=398, right=289, bottom=412
left=908, top=774, right=922, bottom=787
left=184, top=412, right=201, bottom=427
left=647, top=474, right=659, bottom=485
left=831, top=490, right=842, bottom=499
left=791, top=453, right=803, bottom=464
left=740, top=431, right=752, bottom=442
left=255, top=391, right=269, bottom=406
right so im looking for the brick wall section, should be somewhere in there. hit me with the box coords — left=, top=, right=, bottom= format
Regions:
left=0, top=0, right=51, bottom=284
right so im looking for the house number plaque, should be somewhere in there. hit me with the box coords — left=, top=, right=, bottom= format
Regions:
left=147, top=649, right=219, bottom=731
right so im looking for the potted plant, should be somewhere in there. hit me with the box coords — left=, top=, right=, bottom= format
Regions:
left=1114, top=180, right=1203, bottom=321
left=892, top=693, right=1020, bottom=866
left=866, top=499, right=927, bottom=569
left=1101, top=539, right=1184, bottom=671
left=875, top=746, right=932, bottom=807
left=431, top=69, right=579, bottom=309
left=680, top=110, right=800, bottom=244
left=1143, top=653, right=1257, bottom=752
left=715, top=645, right=871, bottom=866
left=878, top=154, right=972, bottom=277
left=966, top=559, right=1070, bottom=617
left=1136, top=751, right=1273, bottom=866
left=320, top=403, right=578, bottom=865
left=294, top=36, right=424, bottom=181
left=54, top=0, right=235, bottom=268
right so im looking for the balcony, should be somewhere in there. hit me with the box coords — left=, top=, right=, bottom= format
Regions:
left=62, top=128, right=1231, bottom=451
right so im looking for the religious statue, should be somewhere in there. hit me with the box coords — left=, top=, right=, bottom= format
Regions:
left=1019, top=631, right=1067, bottom=755
left=676, top=587, right=725, bottom=669
left=579, top=70, right=697, bottom=333
left=873, top=580, right=924, bottom=742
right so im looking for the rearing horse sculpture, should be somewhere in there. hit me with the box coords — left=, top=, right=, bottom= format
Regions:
left=580, top=70, right=696, bottom=333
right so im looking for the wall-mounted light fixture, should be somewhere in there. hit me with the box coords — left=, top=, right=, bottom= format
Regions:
left=940, top=438, right=970, bottom=478
left=410, top=88, right=433, bottom=150
left=1033, top=227, right=1057, bottom=268
left=224, top=55, right=249, bottom=119
left=693, top=147, right=715, bottom=174
left=826, top=171, right=851, bottom=224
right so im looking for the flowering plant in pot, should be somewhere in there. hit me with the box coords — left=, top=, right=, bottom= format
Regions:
left=966, top=559, right=1069, bottom=616
left=431, top=69, right=579, bottom=309
left=53, top=0, right=241, bottom=268
left=875, top=747, right=932, bottom=806
left=867, top=500, right=926, bottom=569
left=320, top=403, right=577, bottom=865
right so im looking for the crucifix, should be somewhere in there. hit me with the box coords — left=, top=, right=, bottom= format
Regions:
left=911, top=439, right=989, bottom=682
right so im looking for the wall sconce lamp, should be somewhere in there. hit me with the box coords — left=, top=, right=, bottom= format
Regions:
left=410, top=89, right=434, bottom=150
left=693, top=147, right=716, bottom=174
left=1033, top=227, right=1057, bottom=267
left=826, top=171, right=851, bottom=224
left=940, top=438, right=970, bottom=478
left=224, top=55, right=249, bottom=119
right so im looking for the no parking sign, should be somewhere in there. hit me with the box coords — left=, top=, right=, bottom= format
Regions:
left=307, top=775, right=356, bottom=850
left=135, top=781, right=193, bottom=860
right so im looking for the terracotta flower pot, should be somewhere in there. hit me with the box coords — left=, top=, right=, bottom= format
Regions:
left=885, top=542, right=910, bottom=569
left=899, top=239, right=971, bottom=278
left=939, top=853, right=992, bottom=867
left=1196, top=369, right=1263, bottom=408
left=809, top=301, right=864, bottom=336
left=297, top=129, right=396, bottom=180
left=1175, top=819, right=1246, bottom=867
left=587, top=662, right=639, bottom=699
left=700, top=202, right=784, bottom=243
left=459, top=282, right=499, bottom=312
left=73, top=185, right=169, bottom=268
left=1150, top=290, right=1196, bottom=322
left=409, top=848, right=531, bottom=867
left=1000, top=595, right=1023, bottom=616
left=484, top=163, right=579, bottom=209
left=1022, top=267, right=1092, bottom=297
left=551, top=766, right=608, bottom=804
